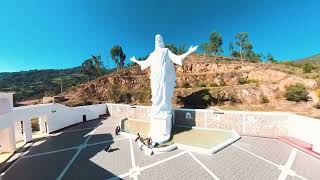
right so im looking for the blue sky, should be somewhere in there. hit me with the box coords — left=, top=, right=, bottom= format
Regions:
left=0, top=0, right=319, bottom=72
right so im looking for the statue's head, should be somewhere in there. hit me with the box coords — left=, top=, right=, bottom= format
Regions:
left=155, top=34, right=165, bottom=50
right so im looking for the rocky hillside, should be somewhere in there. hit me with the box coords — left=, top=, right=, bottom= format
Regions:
left=62, top=54, right=320, bottom=118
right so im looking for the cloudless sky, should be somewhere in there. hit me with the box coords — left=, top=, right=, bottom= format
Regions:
left=0, top=0, right=319, bottom=72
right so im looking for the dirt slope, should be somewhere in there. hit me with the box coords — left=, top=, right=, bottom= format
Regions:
left=62, top=54, right=320, bottom=118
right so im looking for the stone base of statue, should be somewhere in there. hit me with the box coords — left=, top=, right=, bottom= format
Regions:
left=149, top=111, right=172, bottom=144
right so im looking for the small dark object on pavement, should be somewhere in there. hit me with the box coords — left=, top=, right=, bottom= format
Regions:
left=115, top=126, right=120, bottom=135
left=147, top=138, right=153, bottom=148
left=135, top=133, right=141, bottom=142
left=105, top=144, right=111, bottom=152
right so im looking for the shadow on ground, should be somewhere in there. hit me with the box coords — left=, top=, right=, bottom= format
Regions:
left=2, top=119, right=126, bottom=180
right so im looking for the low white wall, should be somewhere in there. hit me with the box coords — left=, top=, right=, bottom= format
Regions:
left=1, top=101, right=319, bottom=153
left=288, top=115, right=320, bottom=148
left=74, top=104, right=107, bottom=121
left=0, top=103, right=108, bottom=133
left=106, top=103, right=150, bottom=120
left=46, top=104, right=82, bottom=133
left=46, top=103, right=107, bottom=133
left=105, top=103, right=320, bottom=152
left=174, top=108, right=291, bottom=137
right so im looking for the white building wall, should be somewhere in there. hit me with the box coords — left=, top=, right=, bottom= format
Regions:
left=0, top=93, right=15, bottom=153
left=22, top=119, right=32, bottom=143
left=39, top=115, right=48, bottom=133
left=46, top=104, right=82, bottom=133
left=0, top=126, right=16, bottom=153
left=14, top=121, right=24, bottom=142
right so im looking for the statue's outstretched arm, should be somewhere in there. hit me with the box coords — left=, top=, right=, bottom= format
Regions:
left=130, top=56, right=152, bottom=70
left=168, top=45, right=198, bottom=65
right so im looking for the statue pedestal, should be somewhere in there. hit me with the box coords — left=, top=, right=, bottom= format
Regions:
left=149, top=111, right=172, bottom=144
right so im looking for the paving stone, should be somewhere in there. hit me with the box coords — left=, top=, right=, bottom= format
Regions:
left=131, top=139, right=183, bottom=168
left=2, top=149, right=76, bottom=180
left=100, top=116, right=121, bottom=125
left=65, top=119, right=102, bottom=131
left=25, top=129, right=93, bottom=155
left=88, top=124, right=122, bottom=144
left=62, top=138, right=131, bottom=180
left=138, top=153, right=212, bottom=180
left=194, top=145, right=281, bottom=180
left=291, top=150, right=320, bottom=180
left=235, top=136, right=292, bottom=165
left=286, top=175, right=299, bottom=180
left=3, top=118, right=320, bottom=180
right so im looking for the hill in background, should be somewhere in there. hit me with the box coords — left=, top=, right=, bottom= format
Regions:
left=0, top=67, right=89, bottom=101
left=1, top=53, right=319, bottom=118
left=294, top=54, right=320, bottom=65
left=62, top=54, right=320, bottom=118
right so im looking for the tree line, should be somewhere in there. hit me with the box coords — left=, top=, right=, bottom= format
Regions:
left=80, top=31, right=277, bottom=81
left=80, top=45, right=126, bottom=79
left=200, top=31, right=276, bottom=63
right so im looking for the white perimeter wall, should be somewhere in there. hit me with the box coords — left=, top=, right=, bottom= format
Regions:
left=106, top=103, right=320, bottom=151
left=0, top=103, right=108, bottom=133
left=1, top=101, right=319, bottom=153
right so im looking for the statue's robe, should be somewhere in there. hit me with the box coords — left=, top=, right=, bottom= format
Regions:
left=137, top=48, right=182, bottom=117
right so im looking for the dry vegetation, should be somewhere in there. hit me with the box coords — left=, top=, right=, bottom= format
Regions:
left=61, top=54, right=320, bottom=118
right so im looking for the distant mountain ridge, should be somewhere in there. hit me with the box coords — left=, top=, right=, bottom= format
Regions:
left=294, top=54, right=320, bottom=64
left=0, top=67, right=88, bottom=101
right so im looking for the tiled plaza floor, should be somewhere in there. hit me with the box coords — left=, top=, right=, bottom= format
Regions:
left=1, top=117, right=319, bottom=180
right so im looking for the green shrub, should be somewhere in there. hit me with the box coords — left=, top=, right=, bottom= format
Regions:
left=219, top=80, right=227, bottom=86
left=196, top=81, right=207, bottom=87
left=31, top=117, right=40, bottom=131
left=238, top=78, right=247, bottom=84
left=315, top=89, right=320, bottom=98
left=136, top=90, right=151, bottom=103
left=122, top=93, right=132, bottom=104
left=181, top=82, right=191, bottom=88
left=202, top=94, right=211, bottom=102
left=216, top=91, right=226, bottom=105
left=285, top=83, right=309, bottom=102
left=238, top=78, right=259, bottom=85
left=281, top=61, right=302, bottom=68
left=107, top=85, right=121, bottom=103
left=228, top=92, right=238, bottom=104
left=302, top=63, right=314, bottom=73
left=260, top=94, right=269, bottom=104
left=208, top=82, right=219, bottom=87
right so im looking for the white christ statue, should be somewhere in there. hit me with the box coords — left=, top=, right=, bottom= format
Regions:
left=130, top=34, right=197, bottom=143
